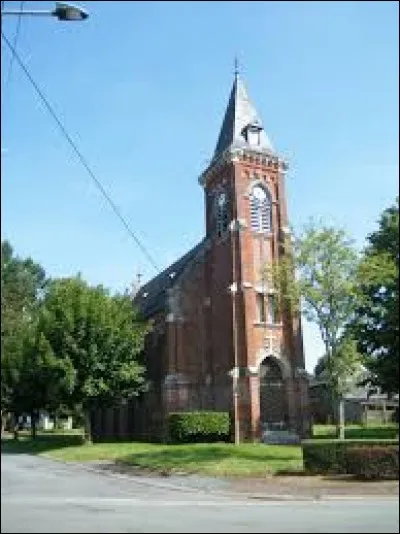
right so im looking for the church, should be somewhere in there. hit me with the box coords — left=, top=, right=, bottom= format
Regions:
left=91, top=70, right=310, bottom=443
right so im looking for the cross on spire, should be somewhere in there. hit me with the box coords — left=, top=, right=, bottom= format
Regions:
left=234, top=56, right=239, bottom=79
left=130, top=269, right=143, bottom=298
left=213, top=60, right=275, bottom=159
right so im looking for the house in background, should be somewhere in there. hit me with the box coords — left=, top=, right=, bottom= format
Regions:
left=9, top=412, right=73, bottom=431
left=309, top=376, right=399, bottom=425
left=91, top=70, right=310, bottom=443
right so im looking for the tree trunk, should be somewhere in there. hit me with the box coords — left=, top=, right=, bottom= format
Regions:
left=338, top=397, right=345, bottom=440
left=83, top=409, right=92, bottom=444
left=331, top=388, right=340, bottom=436
left=30, top=411, right=37, bottom=439
left=13, top=413, right=19, bottom=441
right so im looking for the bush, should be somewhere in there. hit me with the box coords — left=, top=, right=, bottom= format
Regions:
left=346, top=446, right=399, bottom=480
left=167, top=411, right=230, bottom=443
left=302, top=439, right=399, bottom=475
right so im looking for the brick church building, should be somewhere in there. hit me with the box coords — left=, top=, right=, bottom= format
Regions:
left=91, top=71, right=310, bottom=442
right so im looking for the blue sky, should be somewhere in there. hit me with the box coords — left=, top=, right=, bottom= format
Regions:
left=1, top=1, right=398, bottom=372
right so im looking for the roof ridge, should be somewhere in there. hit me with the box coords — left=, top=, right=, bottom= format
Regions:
left=134, top=239, right=206, bottom=318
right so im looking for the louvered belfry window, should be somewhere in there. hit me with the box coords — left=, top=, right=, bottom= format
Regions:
left=250, top=185, right=272, bottom=232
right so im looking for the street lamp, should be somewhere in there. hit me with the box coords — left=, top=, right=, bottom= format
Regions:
left=1, top=2, right=88, bottom=21
left=229, top=218, right=241, bottom=446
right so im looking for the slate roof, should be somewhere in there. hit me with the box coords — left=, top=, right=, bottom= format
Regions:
left=134, top=240, right=206, bottom=319
left=213, top=73, right=274, bottom=160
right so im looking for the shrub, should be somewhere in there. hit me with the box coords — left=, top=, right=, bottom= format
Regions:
left=302, top=439, right=399, bottom=475
left=346, top=445, right=399, bottom=480
left=167, top=411, right=230, bottom=443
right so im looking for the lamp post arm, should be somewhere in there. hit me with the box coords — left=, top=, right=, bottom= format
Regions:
left=2, top=3, right=88, bottom=21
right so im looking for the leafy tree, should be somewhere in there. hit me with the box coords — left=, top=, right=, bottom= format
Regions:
left=313, top=336, right=364, bottom=423
left=266, top=220, right=360, bottom=439
left=37, top=276, right=151, bottom=442
left=316, top=336, right=363, bottom=389
left=1, top=348, right=24, bottom=435
left=351, top=199, right=399, bottom=395
left=314, top=354, right=328, bottom=379
left=1, top=241, right=47, bottom=331
left=12, top=331, right=75, bottom=438
left=314, top=338, right=363, bottom=382
left=1, top=241, right=47, bottom=432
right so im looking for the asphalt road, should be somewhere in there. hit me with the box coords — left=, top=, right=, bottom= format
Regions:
left=1, top=454, right=399, bottom=533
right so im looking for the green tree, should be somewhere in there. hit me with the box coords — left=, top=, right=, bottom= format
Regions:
left=37, top=276, right=151, bottom=442
left=314, top=354, right=328, bottom=379
left=1, top=241, right=47, bottom=432
left=266, top=220, right=360, bottom=439
left=13, top=331, right=75, bottom=438
left=352, top=199, right=399, bottom=395
left=314, top=336, right=363, bottom=423
left=314, top=337, right=363, bottom=384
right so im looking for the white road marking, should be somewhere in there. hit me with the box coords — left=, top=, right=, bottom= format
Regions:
left=1, top=496, right=392, bottom=506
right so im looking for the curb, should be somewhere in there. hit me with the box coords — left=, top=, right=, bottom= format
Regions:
left=6, top=453, right=399, bottom=503
left=62, top=459, right=400, bottom=502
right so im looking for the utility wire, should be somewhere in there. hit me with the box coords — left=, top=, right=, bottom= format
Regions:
left=1, top=30, right=160, bottom=273
left=2, top=1, right=25, bottom=101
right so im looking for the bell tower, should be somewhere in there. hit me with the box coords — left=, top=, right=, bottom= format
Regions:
left=199, top=70, right=310, bottom=441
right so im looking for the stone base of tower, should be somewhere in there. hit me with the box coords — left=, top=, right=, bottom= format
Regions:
left=261, top=428, right=301, bottom=445
left=233, top=373, right=311, bottom=443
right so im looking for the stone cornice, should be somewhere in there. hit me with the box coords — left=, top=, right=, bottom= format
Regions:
left=198, top=146, right=288, bottom=188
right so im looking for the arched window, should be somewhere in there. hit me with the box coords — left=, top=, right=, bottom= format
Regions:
left=215, top=191, right=229, bottom=237
left=250, top=185, right=272, bottom=232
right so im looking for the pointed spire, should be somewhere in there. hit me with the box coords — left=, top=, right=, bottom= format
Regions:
left=234, top=56, right=240, bottom=79
left=213, top=68, right=274, bottom=160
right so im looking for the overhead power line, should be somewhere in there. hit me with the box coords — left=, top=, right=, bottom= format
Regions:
left=1, top=30, right=160, bottom=273
left=2, top=1, right=25, bottom=101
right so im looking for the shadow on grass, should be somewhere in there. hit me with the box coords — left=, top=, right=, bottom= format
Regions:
left=1, top=433, right=84, bottom=455
left=1, top=433, right=302, bottom=477
left=2, top=434, right=300, bottom=462
left=116, top=444, right=301, bottom=473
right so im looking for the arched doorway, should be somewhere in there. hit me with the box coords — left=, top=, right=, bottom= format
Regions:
left=259, top=357, right=289, bottom=430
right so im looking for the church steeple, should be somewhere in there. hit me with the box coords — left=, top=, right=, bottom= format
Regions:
left=213, top=72, right=274, bottom=160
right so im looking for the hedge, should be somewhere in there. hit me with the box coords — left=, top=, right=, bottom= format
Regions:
left=167, top=411, right=230, bottom=443
left=302, top=439, right=399, bottom=475
left=346, top=446, right=399, bottom=480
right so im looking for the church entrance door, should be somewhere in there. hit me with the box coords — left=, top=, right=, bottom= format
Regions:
left=259, top=357, right=288, bottom=430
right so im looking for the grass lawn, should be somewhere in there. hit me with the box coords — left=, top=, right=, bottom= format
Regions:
left=312, top=423, right=398, bottom=440
left=2, top=423, right=397, bottom=477
left=1, top=433, right=303, bottom=476
left=116, top=442, right=303, bottom=476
